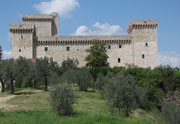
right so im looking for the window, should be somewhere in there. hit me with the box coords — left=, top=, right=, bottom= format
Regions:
left=145, top=43, right=148, bottom=47
left=142, top=54, right=145, bottom=59
left=108, top=45, right=111, bottom=49
left=21, top=36, right=23, bottom=39
left=118, top=58, right=121, bottom=63
left=19, top=49, right=21, bottom=52
left=67, top=47, right=70, bottom=51
left=44, top=47, right=48, bottom=51
left=119, top=45, right=122, bottom=48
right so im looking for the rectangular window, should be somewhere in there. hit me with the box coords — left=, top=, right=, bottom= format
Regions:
left=118, top=58, right=121, bottom=63
left=19, top=49, right=21, bottom=52
left=119, top=45, right=122, bottom=48
left=67, top=47, right=70, bottom=51
left=145, top=43, right=148, bottom=47
left=44, top=47, right=48, bottom=51
left=108, top=45, right=111, bottom=49
left=142, top=54, right=145, bottom=59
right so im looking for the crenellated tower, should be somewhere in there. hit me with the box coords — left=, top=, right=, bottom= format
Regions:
left=9, top=24, right=35, bottom=59
left=22, top=14, right=59, bottom=36
left=127, top=20, right=158, bottom=68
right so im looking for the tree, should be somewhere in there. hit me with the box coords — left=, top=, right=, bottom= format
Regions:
left=104, top=73, right=136, bottom=116
left=85, top=41, right=109, bottom=68
left=76, top=68, right=93, bottom=91
left=15, top=57, right=31, bottom=88
left=35, top=57, right=58, bottom=91
left=0, top=61, right=7, bottom=92
left=2, top=59, right=17, bottom=94
left=61, top=58, right=79, bottom=72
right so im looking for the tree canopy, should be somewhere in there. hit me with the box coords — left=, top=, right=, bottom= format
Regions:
left=85, top=41, right=109, bottom=68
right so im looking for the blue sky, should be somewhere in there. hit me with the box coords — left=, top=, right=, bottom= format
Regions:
left=0, top=0, right=180, bottom=66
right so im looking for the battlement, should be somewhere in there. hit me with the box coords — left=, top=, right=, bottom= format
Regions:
left=37, top=35, right=131, bottom=42
left=127, top=20, right=158, bottom=34
left=22, top=14, right=54, bottom=21
left=9, top=23, right=34, bottom=32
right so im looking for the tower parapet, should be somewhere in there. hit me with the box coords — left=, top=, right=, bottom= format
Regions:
left=127, top=20, right=158, bottom=34
left=22, top=14, right=59, bottom=36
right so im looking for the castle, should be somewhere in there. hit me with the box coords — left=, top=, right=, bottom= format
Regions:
left=9, top=14, right=158, bottom=68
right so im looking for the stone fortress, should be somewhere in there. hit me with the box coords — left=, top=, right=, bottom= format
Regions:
left=9, top=13, right=158, bottom=68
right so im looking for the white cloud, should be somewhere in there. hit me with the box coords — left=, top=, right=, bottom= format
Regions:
left=73, top=22, right=122, bottom=35
left=34, top=0, right=80, bottom=17
left=2, top=50, right=11, bottom=60
left=159, top=51, right=180, bottom=67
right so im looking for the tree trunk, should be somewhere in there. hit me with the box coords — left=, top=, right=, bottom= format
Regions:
left=9, top=79, right=14, bottom=94
left=33, top=80, right=36, bottom=89
left=44, top=76, right=48, bottom=91
left=1, top=82, right=5, bottom=92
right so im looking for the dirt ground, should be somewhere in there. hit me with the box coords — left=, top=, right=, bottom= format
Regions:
left=0, top=95, right=16, bottom=110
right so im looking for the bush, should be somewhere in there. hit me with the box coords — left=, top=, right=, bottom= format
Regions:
left=49, top=84, right=75, bottom=116
left=161, top=100, right=180, bottom=124
left=134, top=86, right=149, bottom=110
left=104, top=73, right=136, bottom=116
left=77, top=69, right=93, bottom=91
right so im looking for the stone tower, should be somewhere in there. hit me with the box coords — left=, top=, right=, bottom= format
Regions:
left=9, top=24, right=35, bottom=59
left=10, top=14, right=59, bottom=59
left=127, top=20, right=158, bottom=68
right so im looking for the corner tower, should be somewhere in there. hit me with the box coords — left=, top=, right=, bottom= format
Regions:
left=10, top=24, right=35, bottom=59
left=127, top=20, right=158, bottom=68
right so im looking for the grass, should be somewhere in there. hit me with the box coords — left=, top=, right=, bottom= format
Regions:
left=0, top=87, right=159, bottom=124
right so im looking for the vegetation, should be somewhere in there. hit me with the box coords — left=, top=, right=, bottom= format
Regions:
left=161, top=100, right=180, bottom=124
left=103, top=73, right=137, bottom=116
left=85, top=41, right=109, bottom=68
left=49, top=84, right=75, bottom=115
left=0, top=52, right=180, bottom=123
left=0, top=88, right=158, bottom=124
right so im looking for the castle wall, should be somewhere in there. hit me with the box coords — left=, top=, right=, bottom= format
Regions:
left=10, top=14, right=159, bottom=69
left=36, top=41, right=133, bottom=67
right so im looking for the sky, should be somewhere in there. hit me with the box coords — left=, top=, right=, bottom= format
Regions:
left=0, top=0, right=180, bottom=67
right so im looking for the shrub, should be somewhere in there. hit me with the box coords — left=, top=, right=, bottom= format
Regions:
left=134, top=86, right=149, bottom=110
left=77, top=69, right=93, bottom=91
left=161, top=100, right=180, bottom=124
left=49, top=84, right=75, bottom=116
left=104, top=73, right=136, bottom=116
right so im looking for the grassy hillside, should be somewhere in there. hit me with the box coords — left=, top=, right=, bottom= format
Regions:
left=0, top=88, right=161, bottom=124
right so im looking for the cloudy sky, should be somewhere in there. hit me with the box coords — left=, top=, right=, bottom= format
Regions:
left=0, top=0, right=180, bottom=67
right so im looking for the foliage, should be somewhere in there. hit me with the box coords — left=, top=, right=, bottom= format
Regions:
left=49, top=84, right=75, bottom=116
left=60, top=69, right=79, bottom=85
left=161, top=100, right=180, bottom=124
left=104, top=73, right=137, bottom=116
left=85, top=41, right=109, bottom=68
left=1, top=59, right=17, bottom=94
left=76, top=68, right=93, bottom=91
left=61, top=58, right=79, bottom=72
left=35, top=57, right=58, bottom=91
left=95, top=73, right=105, bottom=91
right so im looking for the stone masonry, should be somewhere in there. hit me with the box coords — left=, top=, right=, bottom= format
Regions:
left=9, top=14, right=158, bottom=68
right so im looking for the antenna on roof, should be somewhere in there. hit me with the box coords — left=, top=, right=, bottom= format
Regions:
left=51, top=12, right=59, bottom=16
